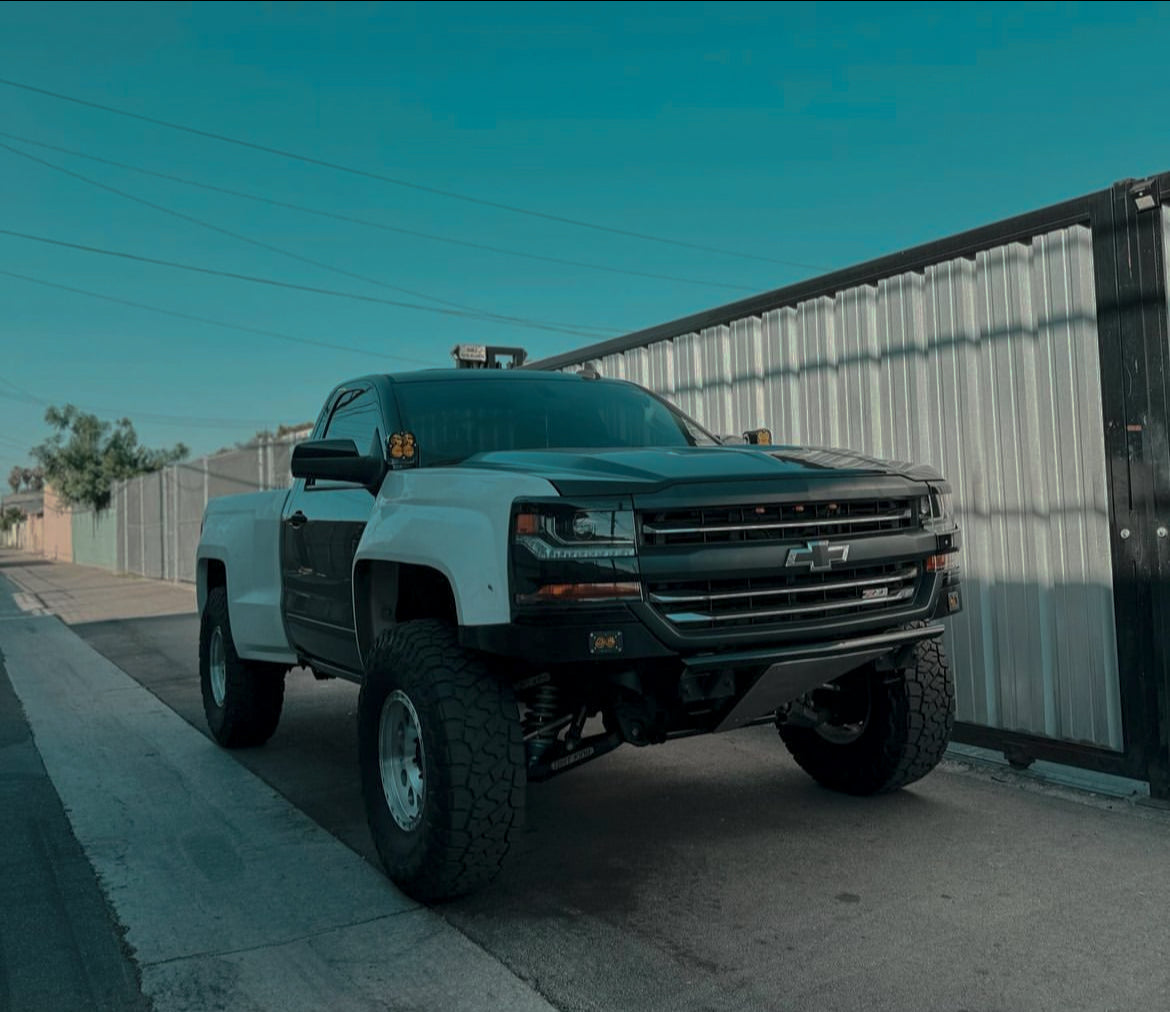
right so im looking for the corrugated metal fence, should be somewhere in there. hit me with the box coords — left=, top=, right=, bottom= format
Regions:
left=556, top=223, right=1123, bottom=751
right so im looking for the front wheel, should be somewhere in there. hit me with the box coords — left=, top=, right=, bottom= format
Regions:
left=778, top=633, right=955, bottom=795
left=358, top=620, right=525, bottom=902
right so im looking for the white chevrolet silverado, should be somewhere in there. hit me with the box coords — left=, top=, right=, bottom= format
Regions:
left=196, top=366, right=962, bottom=901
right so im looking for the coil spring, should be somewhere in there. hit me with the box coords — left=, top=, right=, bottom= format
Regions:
left=524, top=684, right=560, bottom=760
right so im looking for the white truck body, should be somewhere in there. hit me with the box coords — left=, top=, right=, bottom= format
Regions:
left=198, top=467, right=558, bottom=667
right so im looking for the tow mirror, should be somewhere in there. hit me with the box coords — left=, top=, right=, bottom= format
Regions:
left=290, top=439, right=386, bottom=493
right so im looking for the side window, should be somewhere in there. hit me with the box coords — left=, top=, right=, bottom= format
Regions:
left=310, top=387, right=384, bottom=488
left=325, top=389, right=382, bottom=453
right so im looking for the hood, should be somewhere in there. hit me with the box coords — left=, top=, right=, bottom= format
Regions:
left=458, top=445, right=943, bottom=496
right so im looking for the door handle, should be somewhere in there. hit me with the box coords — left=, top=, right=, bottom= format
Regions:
left=287, top=510, right=308, bottom=529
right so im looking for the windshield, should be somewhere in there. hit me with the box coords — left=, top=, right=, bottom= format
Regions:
left=392, top=378, right=718, bottom=465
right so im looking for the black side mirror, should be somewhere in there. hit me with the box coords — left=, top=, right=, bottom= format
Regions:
left=291, top=439, right=386, bottom=493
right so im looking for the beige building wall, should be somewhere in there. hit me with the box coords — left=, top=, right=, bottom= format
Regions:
left=41, top=485, right=73, bottom=562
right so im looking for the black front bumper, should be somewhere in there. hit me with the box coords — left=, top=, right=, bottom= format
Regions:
left=460, top=570, right=961, bottom=667
left=695, top=623, right=948, bottom=730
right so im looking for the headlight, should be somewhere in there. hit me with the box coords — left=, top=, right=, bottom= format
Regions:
left=921, top=486, right=954, bottom=533
left=511, top=501, right=640, bottom=605
left=514, top=507, right=636, bottom=560
left=922, top=484, right=960, bottom=574
left=930, top=490, right=953, bottom=521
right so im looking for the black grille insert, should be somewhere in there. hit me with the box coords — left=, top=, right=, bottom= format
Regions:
left=640, top=499, right=915, bottom=547
left=647, top=562, right=920, bottom=630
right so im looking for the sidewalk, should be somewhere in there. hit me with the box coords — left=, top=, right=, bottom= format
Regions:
left=0, top=549, right=195, bottom=625
left=0, top=551, right=554, bottom=1012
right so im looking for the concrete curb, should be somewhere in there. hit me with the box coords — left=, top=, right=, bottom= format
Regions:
left=0, top=611, right=553, bottom=1012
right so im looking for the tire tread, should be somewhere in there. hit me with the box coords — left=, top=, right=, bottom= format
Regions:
left=359, top=620, right=524, bottom=902
left=199, top=586, right=285, bottom=748
left=780, top=631, right=955, bottom=795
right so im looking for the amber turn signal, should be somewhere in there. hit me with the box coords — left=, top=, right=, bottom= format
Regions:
left=925, top=552, right=958, bottom=573
left=514, top=512, right=540, bottom=536
left=516, top=582, right=642, bottom=604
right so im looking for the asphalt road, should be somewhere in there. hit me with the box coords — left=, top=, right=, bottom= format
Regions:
left=75, top=611, right=1170, bottom=1012
left=0, top=639, right=148, bottom=1012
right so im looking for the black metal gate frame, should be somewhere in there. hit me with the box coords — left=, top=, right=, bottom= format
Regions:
left=532, top=172, right=1170, bottom=799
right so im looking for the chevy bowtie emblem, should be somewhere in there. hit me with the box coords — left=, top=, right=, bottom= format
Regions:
left=786, top=539, right=850, bottom=572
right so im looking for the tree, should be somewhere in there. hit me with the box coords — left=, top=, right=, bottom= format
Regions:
left=32, top=405, right=188, bottom=511
left=6, top=465, right=43, bottom=493
left=1, top=506, right=24, bottom=532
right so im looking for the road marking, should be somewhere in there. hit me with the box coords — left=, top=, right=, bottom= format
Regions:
left=11, top=591, right=49, bottom=615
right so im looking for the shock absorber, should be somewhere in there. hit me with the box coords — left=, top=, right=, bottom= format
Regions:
left=524, top=683, right=561, bottom=762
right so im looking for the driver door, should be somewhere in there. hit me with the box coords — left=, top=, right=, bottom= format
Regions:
left=281, top=384, right=388, bottom=673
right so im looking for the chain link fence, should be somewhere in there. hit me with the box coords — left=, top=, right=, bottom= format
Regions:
left=112, top=431, right=305, bottom=584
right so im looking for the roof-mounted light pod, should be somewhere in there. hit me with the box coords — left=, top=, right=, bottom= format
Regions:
left=451, top=344, right=529, bottom=369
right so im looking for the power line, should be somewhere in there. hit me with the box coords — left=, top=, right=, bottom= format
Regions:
left=0, top=432, right=34, bottom=451
left=0, top=378, right=273, bottom=429
left=0, top=229, right=617, bottom=339
left=0, top=139, right=615, bottom=339
left=0, top=129, right=758, bottom=293
left=0, top=228, right=617, bottom=339
left=0, top=76, right=823, bottom=270
left=0, top=268, right=442, bottom=366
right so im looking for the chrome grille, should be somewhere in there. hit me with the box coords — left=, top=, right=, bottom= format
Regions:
left=647, top=563, right=920, bottom=630
left=640, top=499, right=915, bottom=547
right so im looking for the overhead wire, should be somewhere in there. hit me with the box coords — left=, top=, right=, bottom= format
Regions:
left=0, top=129, right=759, bottom=293
left=0, top=268, right=441, bottom=365
left=0, top=139, right=617, bottom=338
left=0, top=378, right=274, bottom=429
left=0, top=228, right=616, bottom=339
left=0, top=77, right=823, bottom=269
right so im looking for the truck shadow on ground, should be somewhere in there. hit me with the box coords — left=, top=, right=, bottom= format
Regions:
left=451, top=744, right=943, bottom=922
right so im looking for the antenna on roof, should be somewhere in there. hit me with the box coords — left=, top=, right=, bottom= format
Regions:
left=451, top=344, right=528, bottom=369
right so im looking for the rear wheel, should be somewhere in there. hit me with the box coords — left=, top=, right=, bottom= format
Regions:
left=199, top=586, right=286, bottom=747
left=358, top=620, right=525, bottom=902
left=778, top=633, right=954, bottom=795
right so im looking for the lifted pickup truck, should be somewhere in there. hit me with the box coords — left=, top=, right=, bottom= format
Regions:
left=196, top=368, right=961, bottom=900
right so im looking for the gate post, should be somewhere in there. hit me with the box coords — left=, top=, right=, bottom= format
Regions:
left=1091, top=176, right=1170, bottom=799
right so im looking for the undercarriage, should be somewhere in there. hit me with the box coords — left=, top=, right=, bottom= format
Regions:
left=517, top=624, right=946, bottom=781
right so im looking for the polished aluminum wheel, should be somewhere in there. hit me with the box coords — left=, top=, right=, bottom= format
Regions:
left=209, top=626, right=227, bottom=707
left=379, top=690, right=426, bottom=831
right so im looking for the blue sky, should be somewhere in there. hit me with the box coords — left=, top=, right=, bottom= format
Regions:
left=2, top=0, right=1168, bottom=476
